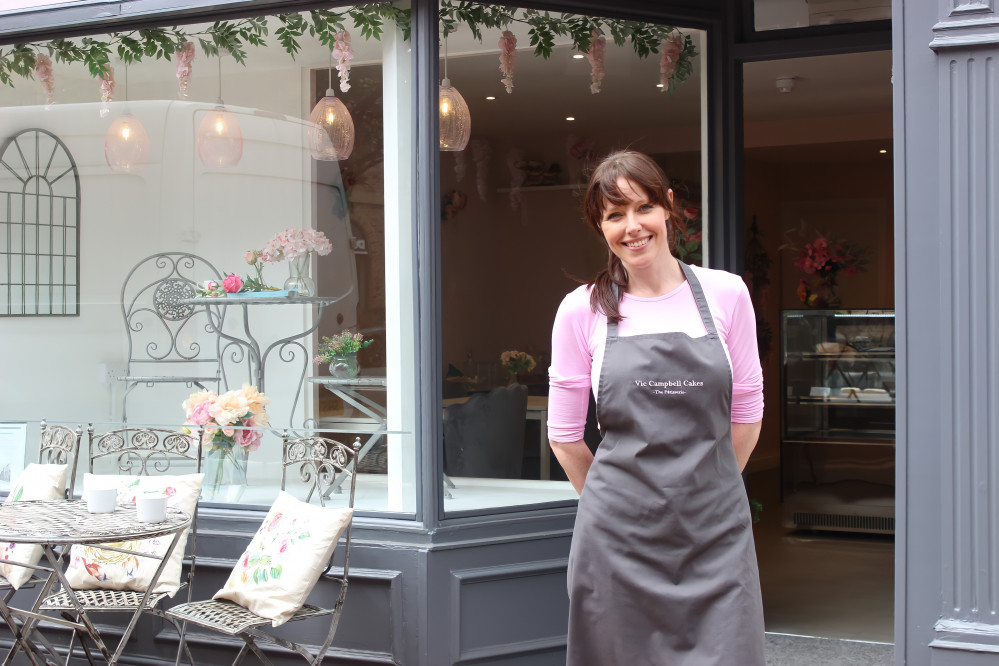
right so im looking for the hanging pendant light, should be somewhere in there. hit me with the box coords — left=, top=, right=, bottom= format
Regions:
left=105, top=65, right=150, bottom=171
left=197, top=55, right=243, bottom=168
left=439, top=33, right=470, bottom=152
left=308, top=52, right=355, bottom=160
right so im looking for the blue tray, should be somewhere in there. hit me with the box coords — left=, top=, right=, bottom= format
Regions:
left=227, top=289, right=296, bottom=299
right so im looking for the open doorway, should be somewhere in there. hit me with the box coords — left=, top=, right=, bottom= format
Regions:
left=741, top=50, right=895, bottom=643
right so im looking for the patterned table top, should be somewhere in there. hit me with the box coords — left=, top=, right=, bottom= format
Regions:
left=0, top=499, right=190, bottom=545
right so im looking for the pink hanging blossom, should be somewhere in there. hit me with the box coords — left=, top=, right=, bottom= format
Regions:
left=498, top=30, right=517, bottom=94
left=332, top=31, right=354, bottom=92
left=99, top=65, right=115, bottom=103
left=659, top=34, right=684, bottom=92
left=584, top=29, right=605, bottom=94
left=98, top=64, right=114, bottom=118
left=174, top=41, right=195, bottom=98
left=34, top=54, right=55, bottom=105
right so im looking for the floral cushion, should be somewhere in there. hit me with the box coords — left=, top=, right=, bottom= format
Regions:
left=0, top=463, right=68, bottom=589
left=63, top=473, right=203, bottom=596
left=214, top=491, right=353, bottom=626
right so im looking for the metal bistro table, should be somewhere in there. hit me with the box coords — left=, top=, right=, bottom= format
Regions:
left=0, top=499, right=190, bottom=666
left=183, top=295, right=345, bottom=425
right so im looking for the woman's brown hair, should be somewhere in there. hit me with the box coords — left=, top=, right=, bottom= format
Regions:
left=583, top=150, right=687, bottom=323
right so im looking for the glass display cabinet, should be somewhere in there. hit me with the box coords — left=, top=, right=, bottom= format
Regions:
left=780, top=310, right=896, bottom=534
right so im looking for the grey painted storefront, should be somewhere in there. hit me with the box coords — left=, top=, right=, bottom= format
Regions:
left=2, top=0, right=998, bottom=664
left=895, top=0, right=999, bottom=664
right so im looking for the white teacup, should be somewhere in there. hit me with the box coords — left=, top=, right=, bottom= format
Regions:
left=86, top=486, right=117, bottom=514
left=136, top=492, right=168, bottom=523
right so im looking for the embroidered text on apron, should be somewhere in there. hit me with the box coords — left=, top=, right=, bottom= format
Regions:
left=566, top=262, right=764, bottom=666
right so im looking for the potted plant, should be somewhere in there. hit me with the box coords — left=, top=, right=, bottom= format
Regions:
left=314, top=330, right=373, bottom=378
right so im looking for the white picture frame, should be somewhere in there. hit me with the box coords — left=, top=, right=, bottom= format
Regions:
left=0, top=422, right=27, bottom=492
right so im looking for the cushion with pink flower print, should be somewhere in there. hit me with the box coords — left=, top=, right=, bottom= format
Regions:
left=214, top=491, right=353, bottom=626
left=0, top=463, right=68, bottom=589
left=63, top=473, right=203, bottom=596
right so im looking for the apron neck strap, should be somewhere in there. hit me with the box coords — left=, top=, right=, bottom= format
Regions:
left=605, top=262, right=717, bottom=337
left=679, top=262, right=718, bottom=337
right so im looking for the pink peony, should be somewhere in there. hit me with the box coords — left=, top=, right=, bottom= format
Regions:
left=332, top=31, right=354, bottom=92
left=187, top=401, right=213, bottom=426
left=245, top=250, right=259, bottom=265
left=498, top=30, right=517, bottom=94
left=235, top=428, right=262, bottom=452
left=34, top=53, right=55, bottom=105
left=584, top=30, right=606, bottom=94
left=174, top=41, right=195, bottom=98
left=222, top=274, right=243, bottom=293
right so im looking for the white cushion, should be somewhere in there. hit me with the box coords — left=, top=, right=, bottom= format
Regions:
left=63, top=473, right=203, bottom=596
left=0, top=463, right=68, bottom=589
left=214, top=491, right=353, bottom=626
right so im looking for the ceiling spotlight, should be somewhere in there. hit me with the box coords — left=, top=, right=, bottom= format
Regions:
left=486, top=96, right=496, bottom=100
left=572, top=54, right=585, bottom=59
left=656, top=83, right=664, bottom=88
left=566, top=116, right=575, bottom=121
left=776, top=76, right=796, bottom=94
left=879, top=149, right=888, bottom=154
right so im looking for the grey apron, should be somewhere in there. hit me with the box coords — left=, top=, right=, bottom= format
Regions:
left=566, top=262, right=764, bottom=666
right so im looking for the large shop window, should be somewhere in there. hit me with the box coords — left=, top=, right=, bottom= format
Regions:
left=438, top=6, right=707, bottom=513
left=0, top=4, right=417, bottom=514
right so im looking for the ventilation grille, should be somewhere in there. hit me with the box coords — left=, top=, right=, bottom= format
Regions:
left=792, top=511, right=894, bottom=534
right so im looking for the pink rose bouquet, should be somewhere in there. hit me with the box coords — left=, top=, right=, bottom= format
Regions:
left=183, top=384, right=270, bottom=500
left=261, top=228, right=333, bottom=263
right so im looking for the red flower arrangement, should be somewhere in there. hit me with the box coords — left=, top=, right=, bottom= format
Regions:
left=790, top=233, right=867, bottom=307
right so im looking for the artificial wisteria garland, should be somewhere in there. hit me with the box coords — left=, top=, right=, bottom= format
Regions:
left=584, top=29, right=606, bottom=94
left=0, top=5, right=697, bottom=99
left=34, top=53, right=54, bottom=104
left=174, top=41, right=195, bottom=98
left=498, top=30, right=516, bottom=94
left=98, top=64, right=114, bottom=117
left=332, top=30, right=354, bottom=92
left=659, top=35, right=684, bottom=92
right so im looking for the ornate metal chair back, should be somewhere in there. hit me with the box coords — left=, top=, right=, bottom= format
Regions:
left=38, top=420, right=83, bottom=498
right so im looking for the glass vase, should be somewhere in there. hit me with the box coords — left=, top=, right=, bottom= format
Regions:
left=284, top=255, right=315, bottom=297
left=329, top=352, right=360, bottom=378
left=202, top=444, right=248, bottom=503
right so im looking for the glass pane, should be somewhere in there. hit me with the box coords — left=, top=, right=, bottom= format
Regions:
left=0, top=4, right=416, bottom=514
left=754, top=0, right=890, bottom=31
left=439, top=6, right=707, bottom=513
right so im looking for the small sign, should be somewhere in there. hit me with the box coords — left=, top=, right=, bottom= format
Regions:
left=0, top=422, right=27, bottom=492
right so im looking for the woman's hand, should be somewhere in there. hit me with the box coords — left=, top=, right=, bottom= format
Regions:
left=550, top=439, right=594, bottom=495
left=731, top=421, right=762, bottom=472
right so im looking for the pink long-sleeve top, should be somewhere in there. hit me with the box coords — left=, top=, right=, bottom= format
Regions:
left=547, top=264, right=763, bottom=443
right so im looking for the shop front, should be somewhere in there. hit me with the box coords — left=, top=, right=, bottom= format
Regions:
left=0, top=0, right=994, bottom=664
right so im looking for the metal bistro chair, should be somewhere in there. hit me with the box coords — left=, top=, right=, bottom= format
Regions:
left=167, top=433, right=361, bottom=666
left=0, top=420, right=83, bottom=600
left=118, top=253, right=226, bottom=422
left=40, top=425, right=204, bottom=666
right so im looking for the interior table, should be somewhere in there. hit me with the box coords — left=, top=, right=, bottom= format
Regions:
left=308, top=376, right=387, bottom=494
left=182, top=295, right=345, bottom=426
left=442, top=395, right=551, bottom=479
left=0, top=499, right=190, bottom=666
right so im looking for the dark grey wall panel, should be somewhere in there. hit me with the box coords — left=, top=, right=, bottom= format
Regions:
left=451, top=559, right=569, bottom=663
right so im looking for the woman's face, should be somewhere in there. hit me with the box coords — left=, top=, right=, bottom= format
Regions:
left=599, top=178, right=673, bottom=275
